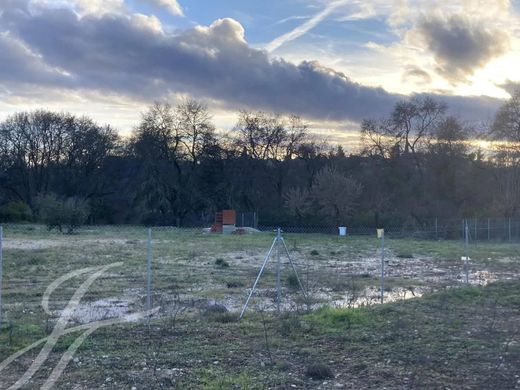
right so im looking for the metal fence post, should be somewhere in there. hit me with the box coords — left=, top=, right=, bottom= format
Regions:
left=487, top=218, right=490, bottom=241
left=474, top=218, right=478, bottom=243
left=0, top=225, right=3, bottom=324
left=276, top=228, right=281, bottom=312
left=464, top=221, right=469, bottom=284
left=380, top=231, right=385, bottom=303
left=435, top=218, right=438, bottom=240
left=508, top=218, right=512, bottom=242
left=146, top=227, right=152, bottom=311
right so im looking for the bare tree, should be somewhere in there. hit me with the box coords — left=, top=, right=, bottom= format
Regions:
left=489, top=90, right=520, bottom=216
left=177, top=99, right=217, bottom=164
left=492, top=89, right=520, bottom=143
left=233, top=111, right=308, bottom=160
left=311, top=166, right=362, bottom=226
left=361, top=97, right=446, bottom=162
left=131, top=102, right=180, bottom=161
left=361, top=118, right=392, bottom=157
left=0, top=110, right=118, bottom=208
left=284, top=115, right=308, bottom=160
left=429, top=116, right=469, bottom=155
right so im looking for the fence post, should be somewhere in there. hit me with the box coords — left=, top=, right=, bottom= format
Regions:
left=464, top=221, right=469, bottom=284
left=462, top=219, right=465, bottom=240
left=488, top=218, right=490, bottom=241
left=508, top=218, right=512, bottom=243
left=146, top=227, right=152, bottom=311
left=380, top=230, right=385, bottom=304
left=276, top=228, right=281, bottom=312
left=435, top=218, right=438, bottom=240
left=474, top=218, right=478, bottom=243
left=0, top=225, right=3, bottom=324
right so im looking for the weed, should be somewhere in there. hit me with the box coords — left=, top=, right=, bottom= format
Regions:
left=215, top=258, right=229, bottom=268
left=226, top=280, right=244, bottom=288
left=286, top=273, right=300, bottom=289
left=305, top=363, right=334, bottom=380
left=396, top=251, right=414, bottom=259
left=310, top=249, right=319, bottom=256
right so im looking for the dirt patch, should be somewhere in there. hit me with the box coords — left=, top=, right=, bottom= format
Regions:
left=62, top=298, right=134, bottom=324
left=2, top=239, right=67, bottom=250
left=2, top=238, right=145, bottom=251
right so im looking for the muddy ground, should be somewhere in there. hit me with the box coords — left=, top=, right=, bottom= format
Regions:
left=0, top=226, right=519, bottom=388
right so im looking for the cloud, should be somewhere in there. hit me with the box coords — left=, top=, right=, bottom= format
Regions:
left=413, top=14, right=509, bottom=83
left=27, top=0, right=126, bottom=16
left=0, top=2, right=503, bottom=126
left=402, top=65, right=432, bottom=85
left=497, top=80, right=520, bottom=96
left=138, top=0, right=183, bottom=17
left=265, top=0, right=348, bottom=52
left=0, top=32, right=70, bottom=87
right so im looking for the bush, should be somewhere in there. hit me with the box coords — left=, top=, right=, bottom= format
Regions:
left=37, top=194, right=89, bottom=234
left=226, top=280, right=244, bottom=288
left=305, top=363, right=334, bottom=380
left=396, top=251, right=414, bottom=259
left=215, top=258, right=229, bottom=268
left=0, top=201, right=32, bottom=222
left=202, top=304, right=236, bottom=323
left=286, top=273, right=300, bottom=289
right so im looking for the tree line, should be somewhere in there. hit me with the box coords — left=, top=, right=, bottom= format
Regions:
left=1, top=92, right=519, bottom=229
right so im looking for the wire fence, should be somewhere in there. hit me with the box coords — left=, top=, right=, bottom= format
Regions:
left=0, top=221, right=518, bottom=387
left=259, top=217, right=520, bottom=241
left=0, top=220, right=519, bottom=324
left=0, top=221, right=519, bottom=387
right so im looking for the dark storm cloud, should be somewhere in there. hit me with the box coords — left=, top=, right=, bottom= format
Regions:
left=0, top=2, right=503, bottom=123
left=415, top=14, right=509, bottom=83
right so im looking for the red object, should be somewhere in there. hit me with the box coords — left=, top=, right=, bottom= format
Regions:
left=212, top=209, right=236, bottom=233
left=210, top=224, right=222, bottom=233
left=222, top=210, right=236, bottom=225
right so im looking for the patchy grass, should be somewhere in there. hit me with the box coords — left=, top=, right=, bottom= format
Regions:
left=0, top=225, right=519, bottom=388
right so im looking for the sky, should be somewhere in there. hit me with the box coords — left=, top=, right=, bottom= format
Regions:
left=0, top=0, right=519, bottom=143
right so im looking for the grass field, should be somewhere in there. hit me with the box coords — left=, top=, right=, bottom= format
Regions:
left=0, top=225, right=519, bottom=388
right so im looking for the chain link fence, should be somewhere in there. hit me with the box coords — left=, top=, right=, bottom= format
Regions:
left=259, top=217, right=520, bottom=241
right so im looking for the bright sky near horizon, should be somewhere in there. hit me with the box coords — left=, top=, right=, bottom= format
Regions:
left=0, top=0, right=519, bottom=142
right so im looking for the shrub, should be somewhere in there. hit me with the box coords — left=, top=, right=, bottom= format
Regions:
left=310, top=249, right=319, bottom=256
left=396, top=251, right=414, bottom=259
left=203, top=303, right=228, bottom=314
left=305, top=363, right=334, bottom=380
left=215, top=258, right=229, bottom=268
left=226, top=280, right=244, bottom=288
left=37, top=194, right=89, bottom=234
left=202, top=304, right=236, bottom=323
left=286, top=273, right=300, bottom=289
left=0, top=201, right=32, bottom=222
